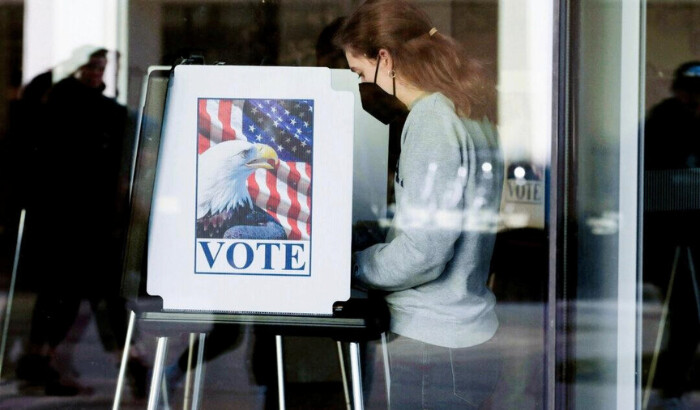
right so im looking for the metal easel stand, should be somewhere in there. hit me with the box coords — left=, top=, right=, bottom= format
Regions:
left=112, top=315, right=374, bottom=410
left=349, top=341, right=365, bottom=409
left=339, top=333, right=394, bottom=410
left=275, top=335, right=285, bottom=410
left=113, top=318, right=208, bottom=410
left=0, top=209, right=26, bottom=381
left=184, top=333, right=207, bottom=409
left=643, top=246, right=700, bottom=409
left=273, top=335, right=366, bottom=410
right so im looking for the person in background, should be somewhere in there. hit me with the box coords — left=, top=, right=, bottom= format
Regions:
left=315, top=17, right=348, bottom=69
left=643, top=61, right=700, bottom=408
left=335, top=1, right=503, bottom=408
left=16, top=47, right=145, bottom=397
left=645, top=61, right=700, bottom=170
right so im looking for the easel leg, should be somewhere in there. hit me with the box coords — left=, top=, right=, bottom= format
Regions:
left=191, top=333, right=207, bottom=410
left=112, top=310, right=136, bottom=410
left=349, top=342, right=364, bottom=410
left=183, top=333, right=197, bottom=409
left=381, top=332, right=391, bottom=410
left=276, top=335, right=286, bottom=410
left=643, top=247, right=681, bottom=409
left=337, top=341, right=352, bottom=410
left=686, top=248, right=700, bottom=318
left=148, top=336, right=170, bottom=410
left=0, top=209, right=25, bottom=381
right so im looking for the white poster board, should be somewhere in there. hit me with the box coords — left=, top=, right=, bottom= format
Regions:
left=146, top=65, right=384, bottom=315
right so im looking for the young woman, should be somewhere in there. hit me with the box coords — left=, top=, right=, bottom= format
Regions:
left=335, top=1, right=503, bottom=408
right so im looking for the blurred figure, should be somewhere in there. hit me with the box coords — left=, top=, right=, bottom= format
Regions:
left=336, top=1, right=503, bottom=408
left=316, top=17, right=348, bottom=69
left=645, top=61, right=700, bottom=170
left=15, top=47, right=145, bottom=397
left=643, top=61, right=700, bottom=408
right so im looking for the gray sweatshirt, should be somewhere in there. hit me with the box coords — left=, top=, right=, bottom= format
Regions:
left=354, top=92, right=503, bottom=348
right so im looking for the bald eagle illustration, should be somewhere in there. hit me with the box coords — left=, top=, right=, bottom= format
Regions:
left=196, top=140, right=286, bottom=240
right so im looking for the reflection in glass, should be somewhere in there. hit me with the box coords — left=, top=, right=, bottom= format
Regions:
left=0, top=1, right=551, bottom=408
left=642, top=3, right=700, bottom=406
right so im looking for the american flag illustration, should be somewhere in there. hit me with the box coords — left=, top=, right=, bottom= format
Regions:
left=197, top=98, right=313, bottom=240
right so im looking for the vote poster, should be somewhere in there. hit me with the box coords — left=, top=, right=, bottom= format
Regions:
left=146, top=66, right=364, bottom=315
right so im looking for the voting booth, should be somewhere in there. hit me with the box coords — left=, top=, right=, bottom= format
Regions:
left=113, top=62, right=390, bottom=409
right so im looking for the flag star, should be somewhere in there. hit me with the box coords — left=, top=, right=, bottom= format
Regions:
left=308, top=106, right=313, bottom=112
left=290, top=118, right=297, bottom=125
left=277, top=145, right=284, bottom=152
left=257, top=103, right=264, bottom=109
left=273, top=120, right=280, bottom=127
left=257, top=116, right=264, bottom=123
left=299, top=112, right=305, bottom=118
left=271, top=107, right=277, bottom=113
left=296, top=128, right=302, bottom=134
left=248, top=125, right=256, bottom=132
left=301, top=141, right=307, bottom=147
left=306, top=149, right=311, bottom=153
left=277, top=116, right=284, bottom=122
left=285, top=109, right=290, bottom=115
left=292, top=146, right=297, bottom=152
left=251, top=107, right=258, bottom=114
left=256, top=134, right=263, bottom=141
left=285, top=138, right=291, bottom=143
left=265, top=100, right=271, bottom=104
left=303, top=121, right=309, bottom=127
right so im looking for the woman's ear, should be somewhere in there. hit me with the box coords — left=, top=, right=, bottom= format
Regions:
left=377, top=48, right=394, bottom=71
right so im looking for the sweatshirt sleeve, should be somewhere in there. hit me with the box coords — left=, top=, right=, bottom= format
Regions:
left=354, top=106, right=466, bottom=291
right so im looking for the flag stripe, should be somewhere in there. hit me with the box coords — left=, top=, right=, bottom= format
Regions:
left=217, top=100, right=236, bottom=142
left=276, top=164, right=302, bottom=240
left=265, top=169, right=295, bottom=237
left=304, top=162, right=312, bottom=207
left=251, top=169, right=270, bottom=210
left=230, top=102, right=246, bottom=141
left=247, top=172, right=260, bottom=205
left=304, top=163, right=311, bottom=236
left=274, top=164, right=294, bottom=238
left=297, top=163, right=312, bottom=222
left=206, top=100, right=223, bottom=144
left=285, top=165, right=302, bottom=240
left=198, top=99, right=211, bottom=154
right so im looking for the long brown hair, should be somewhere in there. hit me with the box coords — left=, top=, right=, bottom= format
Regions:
left=334, top=0, right=495, bottom=121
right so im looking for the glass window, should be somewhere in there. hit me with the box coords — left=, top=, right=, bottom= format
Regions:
left=558, top=1, right=643, bottom=408
left=0, top=1, right=553, bottom=408
left=641, top=2, right=700, bottom=409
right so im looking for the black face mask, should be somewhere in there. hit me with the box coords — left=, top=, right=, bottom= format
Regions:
left=359, top=57, right=408, bottom=125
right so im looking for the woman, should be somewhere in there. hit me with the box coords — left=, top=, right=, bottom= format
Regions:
left=335, top=1, right=503, bottom=408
